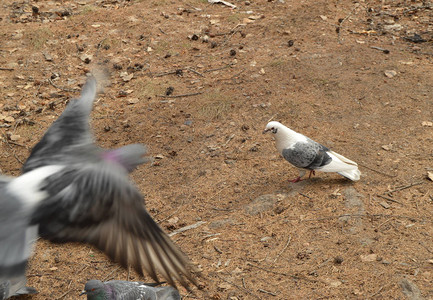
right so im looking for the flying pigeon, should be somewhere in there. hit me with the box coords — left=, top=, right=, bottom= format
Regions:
left=264, top=121, right=361, bottom=182
left=80, top=280, right=181, bottom=300
left=20, top=76, right=197, bottom=289
left=0, top=276, right=37, bottom=300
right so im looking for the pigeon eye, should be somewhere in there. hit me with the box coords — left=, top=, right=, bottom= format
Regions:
left=272, top=128, right=278, bottom=134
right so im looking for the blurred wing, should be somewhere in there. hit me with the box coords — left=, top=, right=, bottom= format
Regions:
left=0, top=178, right=37, bottom=280
left=23, top=77, right=97, bottom=173
left=33, top=164, right=196, bottom=289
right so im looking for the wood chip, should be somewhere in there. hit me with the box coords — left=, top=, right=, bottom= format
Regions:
left=379, top=201, right=390, bottom=209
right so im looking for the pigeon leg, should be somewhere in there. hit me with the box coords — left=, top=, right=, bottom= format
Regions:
left=308, top=170, right=316, bottom=179
left=289, top=169, right=306, bottom=183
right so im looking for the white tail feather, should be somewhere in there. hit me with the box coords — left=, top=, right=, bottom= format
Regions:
left=318, top=151, right=361, bottom=181
left=338, top=169, right=361, bottom=181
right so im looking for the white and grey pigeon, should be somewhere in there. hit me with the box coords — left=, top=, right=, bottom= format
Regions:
left=0, top=165, right=67, bottom=298
left=264, top=121, right=361, bottom=182
left=80, top=280, right=181, bottom=300
left=18, top=76, right=197, bottom=289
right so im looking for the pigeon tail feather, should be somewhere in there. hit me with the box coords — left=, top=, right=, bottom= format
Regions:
left=319, top=151, right=360, bottom=181
left=337, top=169, right=361, bottom=181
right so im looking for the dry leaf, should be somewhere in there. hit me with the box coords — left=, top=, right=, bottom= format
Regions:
left=427, top=171, right=433, bottom=181
left=360, top=254, right=377, bottom=262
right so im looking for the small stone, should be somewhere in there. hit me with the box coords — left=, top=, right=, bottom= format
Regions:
left=381, top=144, right=392, bottom=151
left=43, top=52, right=53, bottom=61
left=384, top=70, right=397, bottom=78
left=383, top=24, right=402, bottom=32
left=80, top=54, right=92, bottom=63
left=167, top=217, right=179, bottom=224
left=360, top=253, right=377, bottom=262
left=120, top=72, right=133, bottom=82
left=421, top=121, right=432, bottom=127
left=127, top=98, right=139, bottom=104
left=9, top=134, right=21, bottom=141
left=329, top=280, right=342, bottom=287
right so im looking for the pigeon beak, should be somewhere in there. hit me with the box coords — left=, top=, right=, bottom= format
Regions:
left=262, top=129, right=270, bottom=134
left=79, top=290, right=87, bottom=296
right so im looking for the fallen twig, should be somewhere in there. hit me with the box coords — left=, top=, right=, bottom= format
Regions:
left=337, top=5, right=358, bottom=44
left=376, top=194, right=403, bottom=205
left=273, top=236, right=291, bottom=263
left=386, top=181, right=424, bottom=193
left=258, top=289, right=277, bottom=296
left=54, top=289, right=73, bottom=300
left=369, top=285, right=384, bottom=298
left=152, top=70, right=179, bottom=77
left=358, top=163, right=397, bottom=178
left=213, top=273, right=261, bottom=300
left=49, top=78, right=76, bottom=92
left=419, top=242, right=433, bottom=254
left=302, top=213, right=430, bottom=223
left=222, top=134, right=235, bottom=147
left=299, top=192, right=312, bottom=199
left=102, top=266, right=120, bottom=282
left=308, top=258, right=332, bottom=275
left=203, top=63, right=234, bottom=73
left=169, top=221, right=206, bottom=237
left=370, top=46, right=390, bottom=54
left=221, top=24, right=244, bottom=46
left=187, top=67, right=204, bottom=77
left=2, top=135, right=24, bottom=165
left=403, top=4, right=432, bottom=14
left=214, top=245, right=223, bottom=254
left=0, top=67, right=14, bottom=71
left=246, top=262, right=318, bottom=283
left=157, top=92, right=203, bottom=99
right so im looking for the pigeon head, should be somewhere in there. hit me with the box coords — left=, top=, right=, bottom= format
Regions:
left=102, top=144, right=149, bottom=172
left=263, top=121, right=283, bottom=134
left=80, top=280, right=106, bottom=298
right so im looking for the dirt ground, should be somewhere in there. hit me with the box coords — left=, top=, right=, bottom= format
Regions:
left=1, top=0, right=433, bottom=299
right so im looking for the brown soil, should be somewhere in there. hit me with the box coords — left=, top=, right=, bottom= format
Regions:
left=1, top=0, right=433, bottom=299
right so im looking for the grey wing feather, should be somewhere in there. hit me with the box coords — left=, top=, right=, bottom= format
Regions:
left=0, top=187, right=37, bottom=280
left=282, top=139, right=331, bottom=169
left=32, top=164, right=196, bottom=289
left=22, top=77, right=97, bottom=173
left=0, top=276, right=37, bottom=299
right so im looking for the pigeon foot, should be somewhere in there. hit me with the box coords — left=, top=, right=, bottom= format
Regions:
left=288, top=177, right=303, bottom=183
